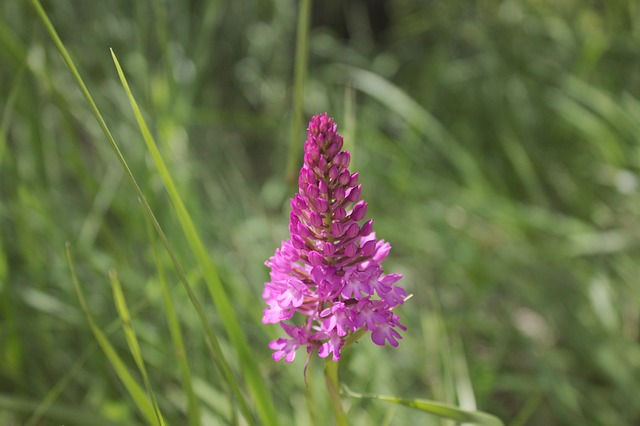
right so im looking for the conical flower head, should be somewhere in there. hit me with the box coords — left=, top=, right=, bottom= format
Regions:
left=263, top=113, right=406, bottom=362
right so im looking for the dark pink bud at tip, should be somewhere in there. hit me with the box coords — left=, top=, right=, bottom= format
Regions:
left=305, top=168, right=317, bottom=184
left=290, top=199, right=301, bottom=215
left=316, top=197, right=329, bottom=213
left=343, top=152, right=351, bottom=167
left=346, top=223, right=359, bottom=238
left=292, top=234, right=306, bottom=249
left=308, top=250, right=324, bottom=266
left=305, top=184, right=319, bottom=199
left=348, top=185, right=362, bottom=202
left=333, top=206, right=347, bottom=220
left=333, top=186, right=346, bottom=202
left=318, top=180, right=328, bottom=194
left=327, top=143, right=340, bottom=159
left=305, top=148, right=319, bottom=166
left=292, top=196, right=307, bottom=215
left=295, top=194, right=307, bottom=209
left=328, top=165, right=339, bottom=180
left=335, top=151, right=350, bottom=168
left=361, top=239, right=376, bottom=256
left=349, top=172, right=359, bottom=187
left=338, top=170, right=350, bottom=186
left=323, top=242, right=336, bottom=256
left=360, top=219, right=373, bottom=236
left=331, top=221, right=345, bottom=237
left=318, top=155, right=328, bottom=171
left=296, top=222, right=312, bottom=238
left=351, top=201, right=367, bottom=221
left=319, top=119, right=328, bottom=133
left=309, top=212, right=323, bottom=227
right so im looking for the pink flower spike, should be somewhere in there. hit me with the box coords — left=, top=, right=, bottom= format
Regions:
left=263, top=114, right=407, bottom=364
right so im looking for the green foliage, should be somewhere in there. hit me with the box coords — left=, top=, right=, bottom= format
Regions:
left=1, top=0, right=639, bottom=425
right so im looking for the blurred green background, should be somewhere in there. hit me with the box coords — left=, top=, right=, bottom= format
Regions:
left=1, top=0, right=640, bottom=425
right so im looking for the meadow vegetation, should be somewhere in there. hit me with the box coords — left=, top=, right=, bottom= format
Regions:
left=1, top=1, right=639, bottom=425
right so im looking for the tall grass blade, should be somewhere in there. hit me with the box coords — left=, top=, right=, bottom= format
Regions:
left=0, top=61, right=25, bottom=167
left=547, top=89, right=624, bottom=165
left=342, top=82, right=356, bottom=164
left=286, top=0, right=312, bottom=184
left=451, top=336, right=476, bottom=413
left=343, top=65, right=485, bottom=188
left=25, top=302, right=158, bottom=426
left=65, top=243, right=158, bottom=426
left=0, top=394, right=134, bottom=426
left=343, top=386, right=504, bottom=426
left=109, top=269, right=167, bottom=426
left=24, top=346, right=89, bottom=426
left=29, top=1, right=248, bottom=422
left=110, top=49, right=276, bottom=426
left=147, top=219, right=201, bottom=426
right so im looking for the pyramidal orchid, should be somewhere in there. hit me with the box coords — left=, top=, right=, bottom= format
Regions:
left=263, top=113, right=406, bottom=363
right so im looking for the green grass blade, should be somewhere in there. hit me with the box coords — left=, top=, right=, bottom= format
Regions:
left=147, top=220, right=201, bottom=426
left=109, top=269, right=167, bottom=426
left=24, top=345, right=89, bottom=426
left=30, top=2, right=245, bottom=422
left=342, top=82, right=356, bottom=165
left=0, top=394, right=136, bottom=426
left=0, top=60, right=25, bottom=168
left=547, top=89, right=624, bottom=165
left=110, top=49, right=248, bottom=425
left=65, top=243, right=158, bottom=426
left=30, top=0, right=136, bottom=185
left=110, top=49, right=277, bottom=426
left=343, top=386, right=504, bottom=426
left=343, top=65, right=486, bottom=189
left=25, top=299, right=155, bottom=426
left=286, top=0, right=312, bottom=185
left=451, top=336, right=476, bottom=412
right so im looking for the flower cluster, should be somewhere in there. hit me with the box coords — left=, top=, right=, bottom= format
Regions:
left=263, top=113, right=406, bottom=362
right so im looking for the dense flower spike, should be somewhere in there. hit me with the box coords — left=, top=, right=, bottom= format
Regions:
left=263, top=113, right=406, bottom=362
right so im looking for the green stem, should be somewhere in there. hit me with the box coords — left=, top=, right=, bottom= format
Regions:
left=324, top=359, right=348, bottom=426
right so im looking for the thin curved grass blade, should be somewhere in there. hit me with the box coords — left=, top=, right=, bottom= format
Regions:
left=0, top=394, right=136, bottom=426
left=109, top=270, right=167, bottom=426
left=29, top=1, right=253, bottom=423
left=343, top=386, right=504, bottom=426
left=343, top=65, right=486, bottom=189
left=65, top=243, right=158, bottom=426
left=146, top=219, right=201, bottom=426
left=110, top=49, right=276, bottom=426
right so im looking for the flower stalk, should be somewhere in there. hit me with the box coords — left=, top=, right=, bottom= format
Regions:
left=324, top=359, right=348, bottom=426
